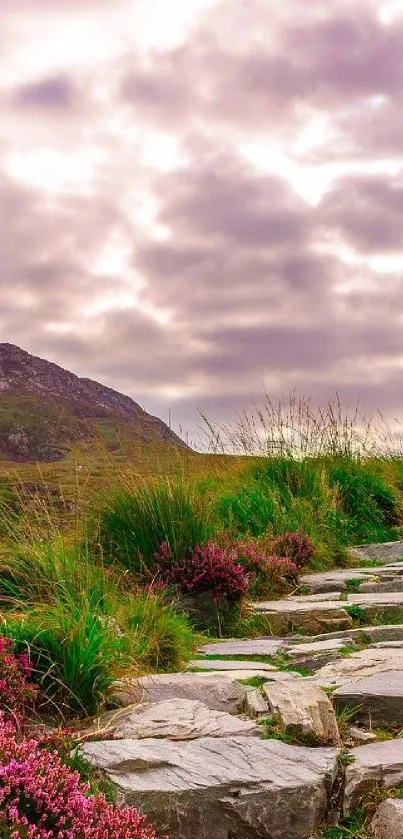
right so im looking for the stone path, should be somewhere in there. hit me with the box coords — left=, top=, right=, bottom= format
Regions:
left=82, top=540, right=403, bottom=839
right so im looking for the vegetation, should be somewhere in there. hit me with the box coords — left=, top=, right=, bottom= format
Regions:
left=0, top=393, right=403, bottom=836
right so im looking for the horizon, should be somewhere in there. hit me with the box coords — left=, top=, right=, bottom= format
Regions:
left=1, top=0, right=403, bottom=439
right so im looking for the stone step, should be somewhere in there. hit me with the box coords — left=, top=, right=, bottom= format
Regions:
left=333, top=670, right=403, bottom=726
left=344, top=738, right=403, bottom=814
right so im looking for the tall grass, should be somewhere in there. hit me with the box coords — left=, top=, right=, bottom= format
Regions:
left=200, top=391, right=402, bottom=458
left=0, top=537, right=197, bottom=717
left=95, top=479, right=216, bottom=575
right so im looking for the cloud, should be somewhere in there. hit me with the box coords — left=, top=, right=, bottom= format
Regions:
left=10, top=74, right=79, bottom=111
left=1, top=0, right=403, bottom=439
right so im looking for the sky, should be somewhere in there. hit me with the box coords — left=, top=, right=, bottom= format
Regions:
left=1, top=0, right=403, bottom=442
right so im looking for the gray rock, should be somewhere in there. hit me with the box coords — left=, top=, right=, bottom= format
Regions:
left=360, top=580, right=403, bottom=593
left=263, top=671, right=304, bottom=682
left=198, top=639, right=286, bottom=656
left=313, top=648, right=403, bottom=688
left=262, top=681, right=341, bottom=745
left=85, top=699, right=258, bottom=740
left=288, top=592, right=343, bottom=602
left=196, top=669, right=277, bottom=681
left=344, top=739, right=403, bottom=814
left=348, top=727, right=377, bottom=746
left=251, top=599, right=353, bottom=634
left=333, top=670, right=403, bottom=726
left=112, top=673, right=247, bottom=713
left=294, top=625, right=403, bottom=645
left=347, top=592, right=403, bottom=606
left=349, top=541, right=403, bottom=564
left=287, top=651, right=343, bottom=674
left=370, top=798, right=403, bottom=838
left=188, top=659, right=275, bottom=671
left=286, top=639, right=350, bottom=656
left=245, top=688, right=269, bottom=717
left=82, top=735, right=339, bottom=839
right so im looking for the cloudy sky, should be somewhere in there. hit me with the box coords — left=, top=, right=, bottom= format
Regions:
left=1, top=0, right=403, bottom=440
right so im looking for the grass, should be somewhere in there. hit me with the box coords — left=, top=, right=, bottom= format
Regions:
left=0, top=537, right=198, bottom=718
left=94, top=478, right=216, bottom=575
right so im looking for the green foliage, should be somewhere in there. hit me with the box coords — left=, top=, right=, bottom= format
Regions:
left=0, top=538, right=197, bottom=717
left=96, top=479, right=215, bottom=575
left=327, top=457, right=401, bottom=543
left=217, top=457, right=346, bottom=568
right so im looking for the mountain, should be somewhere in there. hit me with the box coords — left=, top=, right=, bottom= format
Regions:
left=0, top=343, right=187, bottom=461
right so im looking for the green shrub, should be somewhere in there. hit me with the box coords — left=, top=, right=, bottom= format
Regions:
left=95, top=480, right=215, bottom=575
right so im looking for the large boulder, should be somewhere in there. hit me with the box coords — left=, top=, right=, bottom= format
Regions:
left=82, top=736, right=339, bottom=839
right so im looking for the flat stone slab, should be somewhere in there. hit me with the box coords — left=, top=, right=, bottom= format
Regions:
left=286, top=639, right=350, bottom=656
left=287, top=592, right=343, bottom=602
left=334, top=670, right=403, bottom=725
left=347, top=592, right=403, bottom=605
left=263, top=681, right=341, bottom=745
left=193, top=669, right=275, bottom=681
left=313, top=648, right=403, bottom=688
left=254, top=599, right=347, bottom=613
left=198, top=639, right=286, bottom=657
left=112, top=674, right=247, bottom=713
left=189, top=659, right=276, bottom=671
left=349, top=540, right=403, bottom=564
left=86, top=699, right=258, bottom=740
left=371, top=798, right=403, bottom=838
left=292, top=625, right=403, bottom=645
left=82, top=736, right=339, bottom=839
left=344, top=738, right=403, bottom=813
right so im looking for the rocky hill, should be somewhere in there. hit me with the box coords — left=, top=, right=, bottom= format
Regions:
left=0, top=343, right=187, bottom=461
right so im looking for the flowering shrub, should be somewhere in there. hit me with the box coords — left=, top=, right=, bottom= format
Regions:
left=169, top=542, right=248, bottom=603
left=215, top=538, right=299, bottom=599
left=271, top=531, right=315, bottom=568
left=0, top=713, right=165, bottom=839
left=0, top=635, right=36, bottom=720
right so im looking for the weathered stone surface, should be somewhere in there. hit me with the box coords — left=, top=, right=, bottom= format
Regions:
left=197, top=669, right=277, bottom=681
left=348, top=727, right=377, bottom=746
left=333, top=670, right=403, bottom=725
left=344, top=739, right=403, bottom=814
left=299, top=570, right=373, bottom=594
left=198, top=639, right=286, bottom=656
left=295, top=624, right=403, bottom=645
left=245, top=688, right=269, bottom=717
left=112, top=674, right=247, bottom=713
left=82, top=735, right=339, bottom=839
left=86, top=699, right=258, bottom=740
left=313, top=648, right=403, bottom=688
left=360, top=580, right=403, bottom=593
left=251, top=599, right=353, bottom=634
left=263, top=671, right=303, bottom=682
left=347, top=592, right=403, bottom=606
left=286, top=652, right=343, bottom=674
left=188, top=659, right=275, bottom=671
left=370, top=798, right=403, bottom=839
left=262, top=681, right=341, bottom=745
left=349, top=541, right=403, bottom=564
left=287, top=592, right=343, bottom=602
left=286, top=639, right=350, bottom=656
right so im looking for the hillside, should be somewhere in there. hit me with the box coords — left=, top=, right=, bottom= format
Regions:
left=0, top=343, right=187, bottom=461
